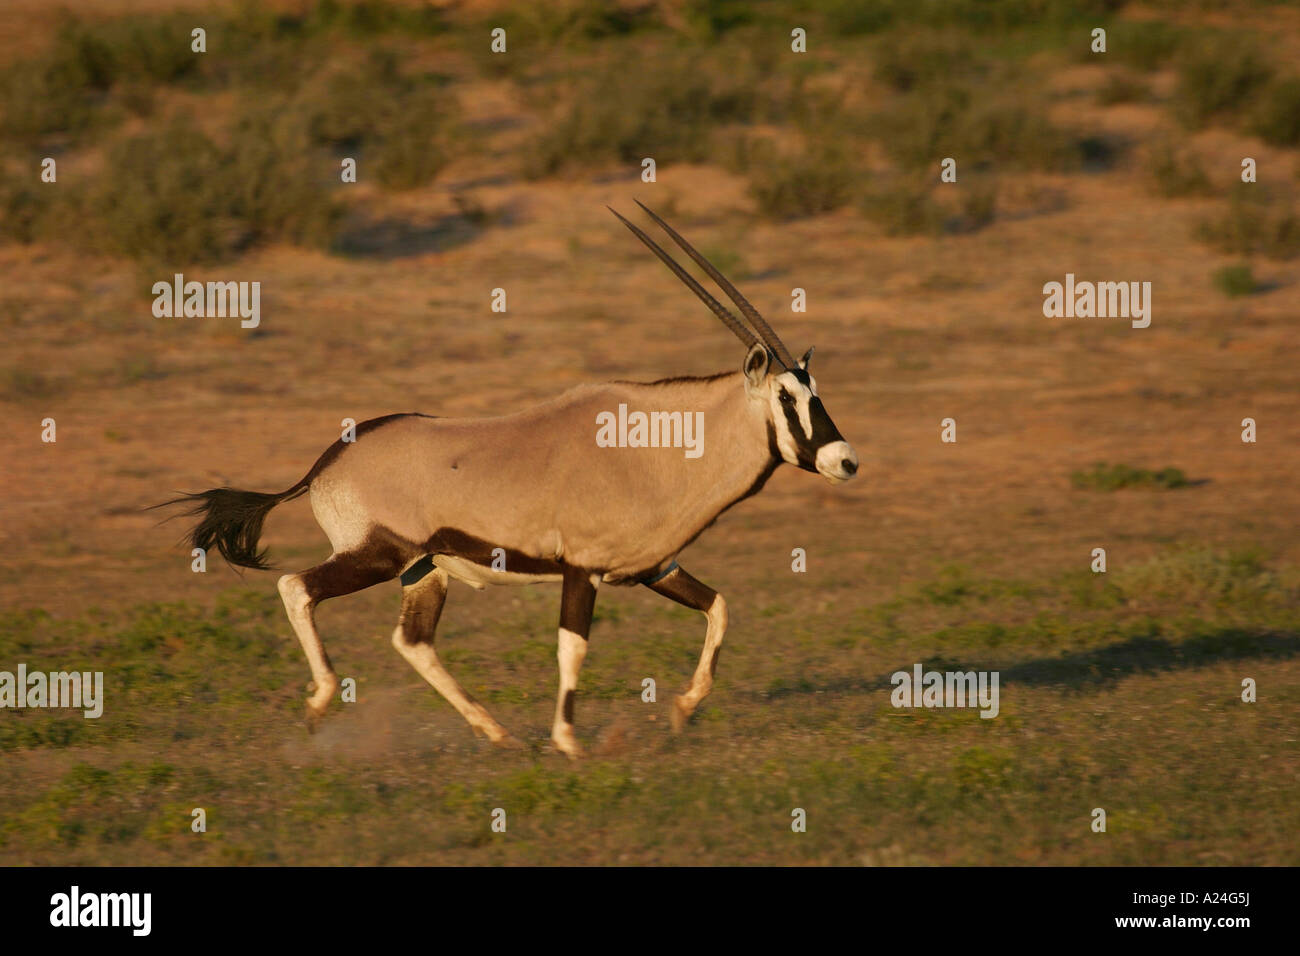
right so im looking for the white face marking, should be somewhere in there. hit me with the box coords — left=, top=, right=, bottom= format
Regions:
left=769, top=372, right=816, bottom=465
left=815, top=440, right=858, bottom=483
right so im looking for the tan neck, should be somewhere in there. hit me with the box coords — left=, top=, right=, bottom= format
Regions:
left=620, top=372, right=778, bottom=550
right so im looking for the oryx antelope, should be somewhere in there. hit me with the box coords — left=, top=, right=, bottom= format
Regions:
left=166, top=202, right=858, bottom=758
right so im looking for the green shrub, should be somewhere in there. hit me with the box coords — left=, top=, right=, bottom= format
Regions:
left=1211, top=263, right=1257, bottom=297
left=860, top=177, right=997, bottom=236
left=1096, top=72, right=1148, bottom=105
left=873, top=33, right=985, bottom=92
left=371, top=94, right=450, bottom=190
left=1251, top=77, right=1300, bottom=146
left=223, top=107, right=344, bottom=248
left=1195, top=187, right=1300, bottom=260
left=1109, top=19, right=1188, bottom=71
left=298, top=50, right=455, bottom=189
left=1071, top=462, right=1190, bottom=491
left=744, top=139, right=858, bottom=219
left=85, top=114, right=339, bottom=266
left=0, top=14, right=203, bottom=142
left=861, top=181, right=944, bottom=236
left=1175, top=35, right=1273, bottom=127
left=1144, top=142, right=1211, bottom=197
left=815, top=0, right=899, bottom=34
left=877, top=85, right=1079, bottom=172
left=0, top=176, right=44, bottom=244
left=683, top=0, right=761, bottom=39
left=528, top=52, right=761, bottom=176
left=818, top=0, right=1126, bottom=33
left=302, top=0, right=447, bottom=37
left=488, top=0, right=659, bottom=47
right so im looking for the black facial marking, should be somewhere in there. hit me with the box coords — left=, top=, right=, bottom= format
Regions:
left=776, top=374, right=846, bottom=474
left=808, top=396, right=844, bottom=446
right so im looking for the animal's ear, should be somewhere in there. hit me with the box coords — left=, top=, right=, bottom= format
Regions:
left=742, top=342, right=770, bottom=389
left=799, top=346, right=814, bottom=370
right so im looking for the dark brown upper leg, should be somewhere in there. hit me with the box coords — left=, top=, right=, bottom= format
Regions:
left=301, top=528, right=410, bottom=604
left=560, top=565, right=598, bottom=638
left=644, top=565, right=717, bottom=612
left=397, top=568, right=449, bottom=645
left=558, top=567, right=598, bottom=728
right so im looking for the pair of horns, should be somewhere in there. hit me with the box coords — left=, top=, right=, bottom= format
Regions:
left=608, top=201, right=797, bottom=369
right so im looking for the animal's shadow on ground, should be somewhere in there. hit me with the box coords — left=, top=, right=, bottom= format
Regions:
left=752, top=626, right=1300, bottom=700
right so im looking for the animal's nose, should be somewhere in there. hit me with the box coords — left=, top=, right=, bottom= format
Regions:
left=841, top=457, right=857, bottom=476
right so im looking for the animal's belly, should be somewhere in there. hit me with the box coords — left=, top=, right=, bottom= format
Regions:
left=432, top=554, right=562, bottom=589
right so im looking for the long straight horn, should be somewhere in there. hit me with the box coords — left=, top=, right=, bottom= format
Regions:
left=608, top=206, right=759, bottom=352
left=633, top=199, right=796, bottom=369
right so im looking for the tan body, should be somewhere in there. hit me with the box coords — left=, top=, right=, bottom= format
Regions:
left=313, top=374, right=773, bottom=584
left=169, top=203, right=857, bottom=759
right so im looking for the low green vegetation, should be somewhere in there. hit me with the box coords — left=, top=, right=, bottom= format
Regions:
left=1212, top=262, right=1258, bottom=297
left=1070, top=462, right=1190, bottom=491
left=2, top=546, right=1295, bottom=864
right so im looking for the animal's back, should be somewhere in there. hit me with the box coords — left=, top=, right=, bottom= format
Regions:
left=305, top=381, right=715, bottom=567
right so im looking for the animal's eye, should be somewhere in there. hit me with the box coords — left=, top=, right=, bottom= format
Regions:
left=779, top=390, right=795, bottom=405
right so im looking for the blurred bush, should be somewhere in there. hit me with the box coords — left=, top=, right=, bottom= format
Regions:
left=1196, top=185, right=1300, bottom=260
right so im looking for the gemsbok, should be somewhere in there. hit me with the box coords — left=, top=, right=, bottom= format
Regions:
left=165, top=202, right=858, bottom=757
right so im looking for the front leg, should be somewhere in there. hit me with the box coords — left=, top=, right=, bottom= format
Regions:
left=551, top=566, right=598, bottom=759
left=645, top=565, right=727, bottom=731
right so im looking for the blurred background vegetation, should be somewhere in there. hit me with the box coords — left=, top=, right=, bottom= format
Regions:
left=2, top=0, right=1299, bottom=268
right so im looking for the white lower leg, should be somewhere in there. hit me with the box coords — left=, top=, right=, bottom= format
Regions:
left=677, top=594, right=727, bottom=718
left=278, top=573, right=338, bottom=716
left=391, top=626, right=511, bottom=742
left=550, top=627, right=588, bottom=758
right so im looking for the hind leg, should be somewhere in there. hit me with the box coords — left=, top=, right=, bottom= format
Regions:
left=391, top=560, right=517, bottom=746
left=278, top=548, right=401, bottom=721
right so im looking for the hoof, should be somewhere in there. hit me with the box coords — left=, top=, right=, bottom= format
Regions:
left=304, top=701, right=327, bottom=733
left=550, top=734, right=584, bottom=760
left=670, top=696, right=693, bottom=733
left=491, top=734, right=527, bottom=751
